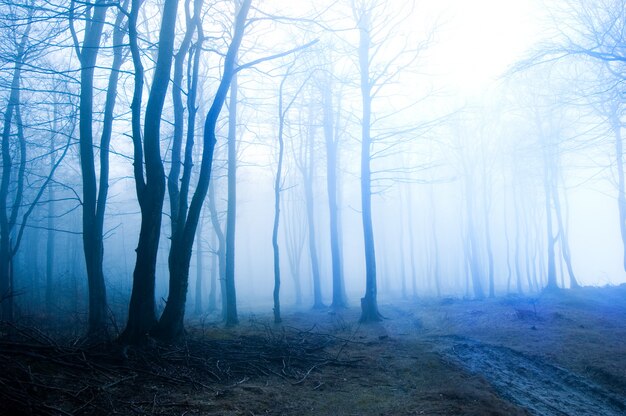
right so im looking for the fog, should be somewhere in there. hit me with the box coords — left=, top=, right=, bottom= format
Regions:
left=0, top=0, right=624, bottom=335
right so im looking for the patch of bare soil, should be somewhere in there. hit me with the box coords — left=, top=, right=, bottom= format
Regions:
left=444, top=337, right=625, bottom=416
left=1, top=284, right=625, bottom=415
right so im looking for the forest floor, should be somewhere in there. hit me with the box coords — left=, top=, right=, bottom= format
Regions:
left=1, top=284, right=626, bottom=415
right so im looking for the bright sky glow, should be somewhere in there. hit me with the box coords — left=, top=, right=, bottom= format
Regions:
left=425, top=0, right=544, bottom=92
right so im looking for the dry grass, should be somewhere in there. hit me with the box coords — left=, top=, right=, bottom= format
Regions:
left=1, top=284, right=625, bottom=415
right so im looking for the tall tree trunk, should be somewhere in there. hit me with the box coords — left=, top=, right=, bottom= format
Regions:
left=46, top=106, right=57, bottom=315
left=524, top=214, right=534, bottom=292
left=207, top=181, right=226, bottom=315
left=612, top=106, right=626, bottom=273
left=481, top=178, right=495, bottom=298
left=152, top=0, right=204, bottom=340
left=503, top=183, right=513, bottom=293
left=75, top=0, right=129, bottom=338
left=207, top=228, right=218, bottom=312
left=429, top=185, right=441, bottom=297
left=283, top=198, right=304, bottom=306
left=543, top=156, right=558, bottom=291
left=272, top=74, right=289, bottom=324
left=194, top=214, right=203, bottom=315
left=513, top=186, right=524, bottom=294
left=303, top=119, right=324, bottom=310
left=398, top=194, right=407, bottom=299
left=357, top=11, right=381, bottom=322
left=224, top=71, right=239, bottom=326
left=464, top=180, right=485, bottom=299
left=0, top=13, right=31, bottom=322
left=154, top=0, right=250, bottom=340
left=552, top=175, right=579, bottom=288
left=407, top=184, right=417, bottom=298
left=322, top=80, right=346, bottom=309
left=166, top=0, right=202, bottom=239
left=122, top=0, right=180, bottom=343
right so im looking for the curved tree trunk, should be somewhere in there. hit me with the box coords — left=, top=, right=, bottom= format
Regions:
left=1, top=12, right=32, bottom=323
left=122, top=0, right=179, bottom=343
left=272, top=78, right=287, bottom=324
left=154, top=0, right=250, bottom=341
left=207, top=181, right=226, bottom=315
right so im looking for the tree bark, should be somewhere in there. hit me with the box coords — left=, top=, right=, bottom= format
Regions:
left=271, top=75, right=288, bottom=324
left=543, top=148, right=559, bottom=291
left=194, top=214, right=203, bottom=315
left=154, top=0, right=250, bottom=340
left=224, top=71, right=239, bottom=326
left=46, top=102, right=58, bottom=315
left=207, top=181, right=226, bottom=315
left=122, top=0, right=180, bottom=343
left=322, top=79, right=346, bottom=309
left=0, top=12, right=31, bottom=322
left=356, top=9, right=381, bottom=322
left=612, top=106, right=626, bottom=273
left=304, top=117, right=324, bottom=310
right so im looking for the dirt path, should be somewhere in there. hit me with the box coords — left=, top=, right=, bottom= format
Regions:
left=439, top=336, right=626, bottom=416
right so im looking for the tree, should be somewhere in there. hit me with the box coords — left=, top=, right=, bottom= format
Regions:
left=292, top=101, right=325, bottom=309
left=352, top=0, right=380, bottom=321
left=0, top=4, right=32, bottom=321
left=350, top=0, right=425, bottom=320
left=283, top=191, right=306, bottom=306
left=223, top=62, right=239, bottom=327
left=0, top=3, right=67, bottom=322
left=319, top=63, right=348, bottom=309
left=70, top=0, right=130, bottom=338
left=517, top=0, right=626, bottom=273
left=153, top=0, right=206, bottom=338
left=207, top=177, right=227, bottom=315
left=271, top=61, right=310, bottom=323
left=122, top=0, right=181, bottom=343
left=154, top=0, right=252, bottom=341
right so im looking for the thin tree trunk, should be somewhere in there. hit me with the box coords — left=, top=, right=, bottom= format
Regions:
left=322, top=79, right=346, bottom=309
left=429, top=185, right=441, bottom=297
left=513, top=186, right=524, bottom=294
left=46, top=105, right=57, bottom=315
left=503, top=183, right=513, bottom=293
left=208, top=181, right=226, bottom=315
left=0, top=13, right=31, bottom=322
left=553, top=176, right=579, bottom=288
left=482, top=176, right=495, bottom=298
left=399, top=209, right=407, bottom=299
left=465, top=180, right=485, bottom=299
left=543, top=155, right=558, bottom=291
left=407, top=184, right=417, bottom=298
left=304, top=121, right=324, bottom=309
left=357, top=10, right=381, bottom=322
left=272, top=74, right=289, bottom=324
left=194, top=214, right=203, bottom=315
left=207, top=228, right=218, bottom=312
left=612, top=106, right=626, bottom=272
left=224, top=71, right=239, bottom=326
left=283, top=197, right=304, bottom=306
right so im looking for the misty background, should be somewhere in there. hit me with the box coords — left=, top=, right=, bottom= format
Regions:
left=0, top=0, right=623, bottom=338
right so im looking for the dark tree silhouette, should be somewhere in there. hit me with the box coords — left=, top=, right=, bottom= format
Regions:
left=122, top=0, right=181, bottom=344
